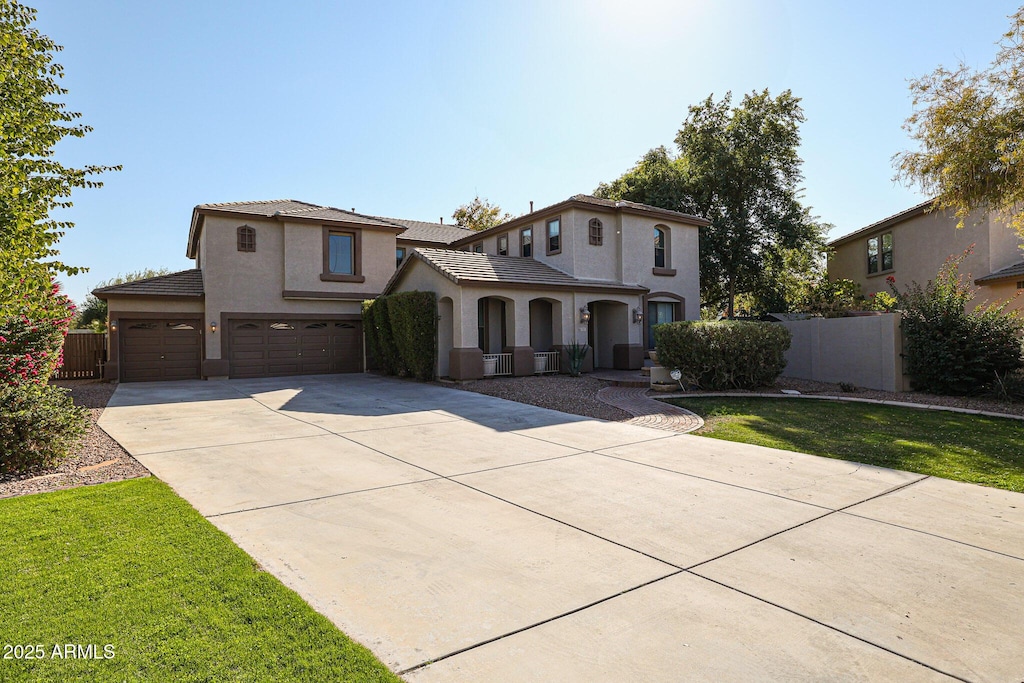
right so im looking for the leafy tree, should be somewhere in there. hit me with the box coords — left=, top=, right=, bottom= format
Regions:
left=0, top=0, right=119, bottom=319
left=896, top=8, right=1024, bottom=235
left=452, top=195, right=512, bottom=231
left=73, top=268, right=172, bottom=330
left=596, top=90, right=828, bottom=316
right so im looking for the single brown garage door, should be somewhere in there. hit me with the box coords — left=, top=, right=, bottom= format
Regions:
left=119, top=319, right=202, bottom=382
left=227, top=318, right=362, bottom=378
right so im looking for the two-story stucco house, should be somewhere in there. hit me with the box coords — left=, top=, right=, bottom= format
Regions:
left=94, top=195, right=706, bottom=382
left=828, top=200, right=1024, bottom=313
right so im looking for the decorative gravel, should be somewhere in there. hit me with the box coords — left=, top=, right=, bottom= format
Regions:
left=441, top=375, right=632, bottom=422
left=0, top=381, right=150, bottom=500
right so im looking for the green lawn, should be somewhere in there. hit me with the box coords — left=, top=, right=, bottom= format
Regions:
left=665, top=397, right=1024, bottom=492
left=0, top=478, right=401, bottom=682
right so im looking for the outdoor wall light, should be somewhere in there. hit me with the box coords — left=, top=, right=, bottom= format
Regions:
left=210, top=321, right=218, bottom=334
left=578, top=307, right=591, bottom=324
left=632, top=307, right=644, bottom=324
left=109, top=320, right=117, bottom=332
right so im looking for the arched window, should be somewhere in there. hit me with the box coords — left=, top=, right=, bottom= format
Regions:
left=589, top=218, right=603, bottom=246
left=654, top=227, right=667, bottom=268
left=237, top=225, right=256, bottom=252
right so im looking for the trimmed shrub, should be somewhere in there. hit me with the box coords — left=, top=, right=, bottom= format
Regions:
left=362, top=291, right=437, bottom=381
left=654, top=320, right=791, bottom=390
left=0, top=383, right=87, bottom=474
left=893, top=250, right=1024, bottom=395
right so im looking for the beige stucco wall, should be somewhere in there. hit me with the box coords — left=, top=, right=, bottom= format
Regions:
left=621, top=214, right=701, bottom=320
left=778, top=314, right=908, bottom=392
left=829, top=209, right=1024, bottom=301
left=979, top=282, right=1024, bottom=315
left=199, top=214, right=381, bottom=360
left=105, top=295, right=205, bottom=318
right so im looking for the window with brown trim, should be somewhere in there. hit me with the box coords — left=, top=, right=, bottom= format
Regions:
left=396, top=247, right=406, bottom=268
left=237, top=225, right=255, bottom=252
left=867, top=232, right=893, bottom=274
left=472, top=242, right=484, bottom=253
left=521, top=226, right=533, bottom=257
left=497, top=233, right=509, bottom=256
left=321, top=227, right=365, bottom=282
left=1017, top=280, right=1024, bottom=290
left=589, top=218, right=603, bottom=246
left=546, top=217, right=561, bottom=255
left=654, top=227, right=668, bottom=268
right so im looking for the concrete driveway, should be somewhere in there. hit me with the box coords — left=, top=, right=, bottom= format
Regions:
left=99, top=374, right=1024, bottom=682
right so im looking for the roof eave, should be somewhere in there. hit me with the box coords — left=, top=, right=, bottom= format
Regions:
left=827, top=199, right=935, bottom=248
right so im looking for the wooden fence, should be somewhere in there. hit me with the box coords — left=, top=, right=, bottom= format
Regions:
left=54, top=332, right=106, bottom=380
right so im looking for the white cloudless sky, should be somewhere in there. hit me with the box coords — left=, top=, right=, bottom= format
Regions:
left=32, top=0, right=1020, bottom=305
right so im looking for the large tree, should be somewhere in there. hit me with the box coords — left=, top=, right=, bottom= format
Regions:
left=896, top=8, right=1024, bottom=235
left=597, top=90, right=828, bottom=316
left=452, top=195, right=513, bottom=231
left=0, top=0, right=118, bottom=318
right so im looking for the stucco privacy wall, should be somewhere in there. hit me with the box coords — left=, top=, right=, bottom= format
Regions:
left=778, top=314, right=908, bottom=392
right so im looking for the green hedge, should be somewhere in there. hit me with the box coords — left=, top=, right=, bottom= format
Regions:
left=654, top=321, right=791, bottom=390
left=363, top=291, right=437, bottom=380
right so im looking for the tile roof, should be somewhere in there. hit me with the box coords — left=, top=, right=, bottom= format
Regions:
left=196, top=199, right=403, bottom=228
left=975, top=260, right=1024, bottom=284
left=381, top=217, right=476, bottom=245
left=827, top=199, right=935, bottom=247
left=92, top=269, right=204, bottom=298
left=385, top=248, right=647, bottom=294
left=449, top=194, right=710, bottom=247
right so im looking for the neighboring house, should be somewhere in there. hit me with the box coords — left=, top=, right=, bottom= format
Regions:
left=94, top=195, right=706, bottom=382
left=828, top=200, right=1024, bottom=313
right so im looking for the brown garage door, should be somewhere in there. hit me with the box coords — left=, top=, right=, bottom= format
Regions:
left=119, top=319, right=202, bottom=382
left=227, top=319, right=362, bottom=378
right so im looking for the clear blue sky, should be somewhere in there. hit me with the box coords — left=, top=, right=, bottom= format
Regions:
left=34, top=0, right=1020, bottom=305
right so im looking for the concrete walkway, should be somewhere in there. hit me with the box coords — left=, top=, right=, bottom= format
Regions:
left=597, top=385, right=704, bottom=433
left=98, top=374, right=1024, bottom=682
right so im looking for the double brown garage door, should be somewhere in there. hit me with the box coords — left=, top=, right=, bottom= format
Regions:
left=227, top=318, right=363, bottom=378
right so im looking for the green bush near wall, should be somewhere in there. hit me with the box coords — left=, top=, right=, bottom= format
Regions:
left=654, top=320, right=791, bottom=390
left=363, top=291, right=437, bottom=380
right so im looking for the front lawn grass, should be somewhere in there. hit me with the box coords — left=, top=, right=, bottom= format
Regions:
left=0, top=478, right=401, bottom=682
left=666, top=397, right=1024, bottom=492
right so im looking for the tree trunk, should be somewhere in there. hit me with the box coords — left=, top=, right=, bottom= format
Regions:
left=727, top=276, right=736, bottom=318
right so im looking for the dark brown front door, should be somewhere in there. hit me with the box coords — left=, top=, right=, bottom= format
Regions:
left=119, top=319, right=202, bottom=382
left=227, top=319, right=362, bottom=378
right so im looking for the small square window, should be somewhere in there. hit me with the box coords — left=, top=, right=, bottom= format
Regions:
left=472, top=242, right=484, bottom=253
left=1017, top=280, right=1024, bottom=290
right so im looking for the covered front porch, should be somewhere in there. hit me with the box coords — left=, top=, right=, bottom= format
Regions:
left=441, top=287, right=647, bottom=381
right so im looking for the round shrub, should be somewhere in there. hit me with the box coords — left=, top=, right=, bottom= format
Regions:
left=0, top=383, right=87, bottom=474
left=654, top=320, right=791, bottom=390
left=363, top=291, right=437, bottom=380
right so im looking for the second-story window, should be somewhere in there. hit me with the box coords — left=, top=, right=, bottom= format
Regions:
left=547, top=217, right=561, bottom=254
left=521, top=226, right=533, bottom=257
left=498, top=233, right=508, bottom=256
left=867, top=232, right=893, bottom=274
left=396, top=247, right=406, bottom=268
left=654, top=227, right=667, bottom=268
left=237, top=226, right=255, bottom=252
left=329, top=232, right=355, bottom=274
left=472, top=242, right=484, bottom=253
left=589, top=218, right=603, bottom=246
left=321, top=227, right=364, bottom=282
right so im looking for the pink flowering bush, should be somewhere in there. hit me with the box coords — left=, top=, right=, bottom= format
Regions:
left=0, top=283, right=74, bottom=386
left=0, top=283, right=87, bottom=474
